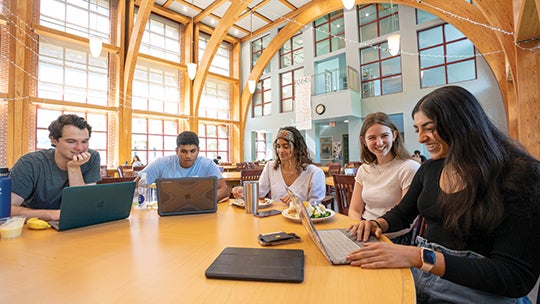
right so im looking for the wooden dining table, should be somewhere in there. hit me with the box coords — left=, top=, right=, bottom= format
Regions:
left=222, top=171, right=241, bottom=189
left=219, top=164, right=238, bottom=172
left=0, top=201, right=415, bottom=303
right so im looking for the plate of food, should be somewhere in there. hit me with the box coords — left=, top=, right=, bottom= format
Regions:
left=282, top=202, right=335, bottom=223
left=230, top=198, right=273, bottom=209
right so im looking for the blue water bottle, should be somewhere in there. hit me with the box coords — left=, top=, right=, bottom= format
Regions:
left=0, top=167, right=11, bottom=218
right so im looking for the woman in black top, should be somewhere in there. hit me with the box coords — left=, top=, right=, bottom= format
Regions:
left=346, top=86, right=539, bottom=303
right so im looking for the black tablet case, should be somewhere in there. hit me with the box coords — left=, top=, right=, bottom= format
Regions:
left=205, top=247, right=304, bottom=283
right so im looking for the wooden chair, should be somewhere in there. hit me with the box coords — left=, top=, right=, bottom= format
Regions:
left=345, top=161, right=362, bottom=168
left=97, top=176, right=137, bottom=184
left=132, top=165, right=146, bottom=172
left=118, top=165, right=136, bottom=177
left=332, top=174, right=356, bottom=215
left=323, top=163, right=342, bottom=209
left=240, top=168, right=263, bottom=186
left=326, top=163, right=342, bottom=175
left=236, top=162, right=248, bottom=171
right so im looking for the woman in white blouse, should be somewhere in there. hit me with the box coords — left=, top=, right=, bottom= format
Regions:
left=232, top=126, right=326, bottom=205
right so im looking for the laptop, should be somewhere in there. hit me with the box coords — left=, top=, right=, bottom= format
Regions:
left=287, top=189, right=379, bottom=265
left=205, top=247, right=304, bottom=283
left=156, top=176, right=217, bottom=216
left=49, top=181, right=136, bottom=231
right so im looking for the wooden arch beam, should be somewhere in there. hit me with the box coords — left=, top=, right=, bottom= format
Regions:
left=190, top=0, right=250, bottom=124
left=120, top=0, right=154, bottom=164
left=123, top=0, right=154, bottom=95
left=240, top=0, right=510, bottom=135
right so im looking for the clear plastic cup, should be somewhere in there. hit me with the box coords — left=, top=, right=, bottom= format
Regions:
left=0, top=216, right=26, bottom=239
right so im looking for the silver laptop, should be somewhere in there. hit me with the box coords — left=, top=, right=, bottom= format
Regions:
left=49, top=182, right=136, bottom=231
left=156, top=176, right=218, bottom=216
left=288, top=189, right=378, bottom=265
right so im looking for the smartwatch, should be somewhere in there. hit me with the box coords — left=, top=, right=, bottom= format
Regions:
left=420, top=248, right=436, bottom=272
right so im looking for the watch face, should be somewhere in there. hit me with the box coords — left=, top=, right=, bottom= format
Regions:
left=423, top=248, right=436, bottom=264
left=316, top=104, right=325, bottom=115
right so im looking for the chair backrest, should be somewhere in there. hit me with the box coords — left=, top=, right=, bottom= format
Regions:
left=240, top=168, right=263, bottom=185
left=346, top=161, right=363, bottom=168
left=118, top=165, right=136, bottom=177
left=132, top=165, right=146, bottom=172
left=97, top=176, right=137, bottom=184
left=327, top=163, right=342, bottom=176
left=332, top=174, right=356, bottom=215
left=236, top=162, right=248, bottom=171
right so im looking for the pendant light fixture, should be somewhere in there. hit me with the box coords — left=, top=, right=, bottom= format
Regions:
left=387, top=34, right=400, bottom=56
left=342, top=0, right=355, bottom=10
left=387, top=0, right=400, bottom=56
left=247, top=79, right=256, bottom=94
left=187, top=0, right=197, bottom=80
left=187, top=62, right=197, bottom=80
left=89, top=36, right=102, bottom=58
left=247, top=8, right=256, bottom=94
left=89, top=1, right=102, bottom=58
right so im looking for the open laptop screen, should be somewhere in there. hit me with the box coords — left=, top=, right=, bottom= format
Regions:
left=156, top=176, right=217, bottom=216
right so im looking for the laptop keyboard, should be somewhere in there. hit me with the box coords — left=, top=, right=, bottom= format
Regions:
left=318, top=229, right=361, bottom=259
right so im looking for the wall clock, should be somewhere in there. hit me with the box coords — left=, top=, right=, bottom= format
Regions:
left=315, top=104, right=326, bottom=115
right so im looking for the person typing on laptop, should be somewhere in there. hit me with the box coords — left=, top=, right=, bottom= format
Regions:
left=345, top=86, right=540, bottom=303
left=139, top=131, right=229, bottom=202
left=10, top=114, right=101, bottom=221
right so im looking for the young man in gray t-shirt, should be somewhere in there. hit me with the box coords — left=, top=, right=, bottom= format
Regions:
left=10, top=114, right=101, bottom=221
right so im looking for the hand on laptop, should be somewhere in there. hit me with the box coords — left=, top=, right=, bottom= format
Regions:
left=347, top=220, right=382, bottom=242
left=345, top=242, right=421, bottom=269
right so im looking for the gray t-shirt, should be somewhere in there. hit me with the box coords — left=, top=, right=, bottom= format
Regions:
left=10, top=149, right=101, bottom=209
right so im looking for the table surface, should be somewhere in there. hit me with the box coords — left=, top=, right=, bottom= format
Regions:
left=0, top=201, right=415, bottom=304
left=222, top=171, right=241, bottom=181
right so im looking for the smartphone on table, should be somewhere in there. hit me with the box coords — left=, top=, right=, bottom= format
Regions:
left=254, top=209, right=281, bottom=218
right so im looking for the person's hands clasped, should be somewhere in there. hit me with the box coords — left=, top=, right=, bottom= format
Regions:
left=67, top=151, right=91, bottom=168
left=346, top=242, right=419, bottom=269
left=231, top=186, right=244, bottom=198
left=347, top=219, right=383, bottom=242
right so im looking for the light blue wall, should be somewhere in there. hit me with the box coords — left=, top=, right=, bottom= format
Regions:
left=240, top=5, right=506, bottom=163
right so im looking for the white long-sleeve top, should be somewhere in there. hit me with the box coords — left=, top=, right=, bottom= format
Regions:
left=258, top=161, right=326, bottom=205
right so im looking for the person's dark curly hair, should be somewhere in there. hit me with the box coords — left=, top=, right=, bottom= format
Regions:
left=273, top=126, right=313, bottom=172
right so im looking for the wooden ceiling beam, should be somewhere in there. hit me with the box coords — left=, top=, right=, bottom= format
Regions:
left=279, top=0, right=297, bottom=11
left=134, top=0, right=191, bottom=24
left=239, top=1, right=305, bottom=42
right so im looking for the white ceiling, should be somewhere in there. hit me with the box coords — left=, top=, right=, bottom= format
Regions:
left=155, top=0, right=313, bottom=39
